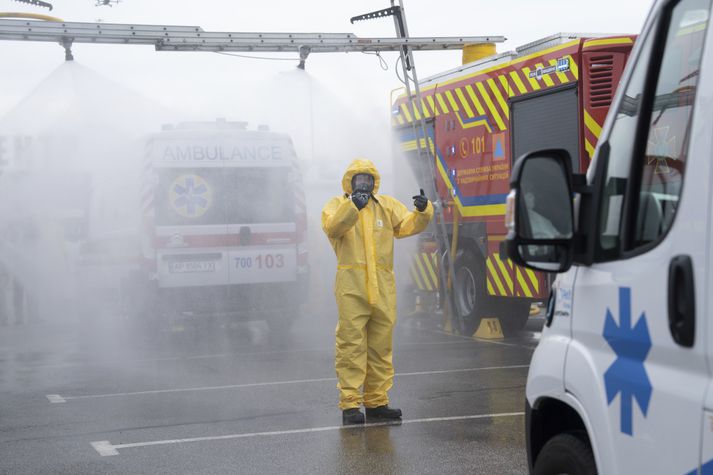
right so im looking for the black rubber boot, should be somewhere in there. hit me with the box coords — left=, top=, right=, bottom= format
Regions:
left=342, top=408, right=365, bottom=425
left=365, top=405, right=402, bottom=420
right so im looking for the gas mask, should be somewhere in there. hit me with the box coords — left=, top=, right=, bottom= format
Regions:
left=351, top=173, right=375, bottom=194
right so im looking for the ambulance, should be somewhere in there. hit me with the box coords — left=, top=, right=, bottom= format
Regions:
left=503, top=0, right=713, bottom=472
left=125, top=120, right=308, bottom=337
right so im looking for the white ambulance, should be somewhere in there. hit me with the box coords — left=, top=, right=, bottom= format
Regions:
left=504, top=0, right=713, bottom=473
left=125, top=120, right=308, bottom=337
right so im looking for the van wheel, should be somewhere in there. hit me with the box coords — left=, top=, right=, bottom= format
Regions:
left=266, top=310, right=296, bottom=344
left=499, top=300, right=531, bottom=336
left=533, top=433, right=597, bottom=475
left=120, top=277, right=160, bottom=346
left=453, top=250, right=486, bottom=335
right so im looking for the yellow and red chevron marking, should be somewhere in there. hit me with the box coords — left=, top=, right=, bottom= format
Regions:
left=514, top=265, right=541, bottom=298
left=582, top=36, right=634, bottom=50
left=485, top=253, right=542, bottom=298
left=410, top=252, right=440, bottom=292
left=393, top=41, right=581, bottom=128
left=400, top=136, right=435, bottom=155
left=579, top=36, right=636, bottom=159
left=486, top=253, right=514, bottom=296
left=583, top=108, right=604, bottom=160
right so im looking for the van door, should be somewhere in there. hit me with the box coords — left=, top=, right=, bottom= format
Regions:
left=564, top=0, right=712, bottom=473
left=224, top=162, right=298, bottom=287
left=153, top=148, right=230, bottom=290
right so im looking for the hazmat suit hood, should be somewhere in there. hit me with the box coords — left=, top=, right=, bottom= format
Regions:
left=342, top=159, right=381, bottom=195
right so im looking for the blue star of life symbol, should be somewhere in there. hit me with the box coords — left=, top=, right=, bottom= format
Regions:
left=170, top=174, right=212, bottom=218
left=603, top=287, right=653, bottom=436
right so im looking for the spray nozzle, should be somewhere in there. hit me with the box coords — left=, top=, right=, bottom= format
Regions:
left=62, top=38, right=74, bottom=61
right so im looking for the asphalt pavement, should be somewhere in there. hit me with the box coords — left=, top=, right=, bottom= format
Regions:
left=0, top=309, right=543, bottom=474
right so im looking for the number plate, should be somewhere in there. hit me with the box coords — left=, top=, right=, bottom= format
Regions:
left=168, top=260, right=216, bottom=273
left=229, top=247, right=296, bottom=284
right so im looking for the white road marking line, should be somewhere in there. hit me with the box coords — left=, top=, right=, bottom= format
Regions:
left=46, top=394, right=66, bottom=403
left=402, top=339, right=479, bottom=347
left=471, top=337, right=537, bottom=350
left=54, top=377, right=336, bottom=402
left=28, top=340, right=475, bottom=370
left=30, top=351, right=308, bottom=370
left=91, top=411, right=525, bottom=456
left=91, top=440, right=118, bottom=456
left=429, top=328, right=538, bottom=350
left=396, top=365, right=529, bottom=377
left=48, top=364, right=529, bottom=403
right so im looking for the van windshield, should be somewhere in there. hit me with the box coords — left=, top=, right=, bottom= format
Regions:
left=155, top=167, right=295, bottom=226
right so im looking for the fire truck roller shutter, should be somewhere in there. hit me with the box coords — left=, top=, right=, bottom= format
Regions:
left=502, top=85, right=580, bottom=335
left=511, top=85, right=580, bottom=173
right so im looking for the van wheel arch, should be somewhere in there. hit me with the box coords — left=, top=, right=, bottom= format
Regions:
left=527, top=397, right=595, bottom=472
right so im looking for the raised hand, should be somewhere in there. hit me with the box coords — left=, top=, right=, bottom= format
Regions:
left=412, top=189, right=428, bottom=212
left=351, top=191, right=370, bottom=210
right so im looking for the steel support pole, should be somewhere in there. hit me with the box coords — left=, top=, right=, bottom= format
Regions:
left=391, top=0, right=463, bottom=334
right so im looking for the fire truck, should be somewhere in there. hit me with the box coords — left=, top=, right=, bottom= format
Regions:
left=123, top=119, right=309, bottom=338
left=392, top=33, right=635, bottom=336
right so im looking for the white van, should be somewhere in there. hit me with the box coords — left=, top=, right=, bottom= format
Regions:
left=124, top=120, right=309, bottom=337
left=504, top=0, right=713, bottom=473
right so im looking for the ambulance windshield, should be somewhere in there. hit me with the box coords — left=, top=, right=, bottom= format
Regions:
left=155, top=167, right=294, bottom=226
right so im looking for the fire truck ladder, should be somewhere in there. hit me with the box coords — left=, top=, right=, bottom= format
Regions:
left=353, top=2, right=468, bottom=333
left=0, top=17, right=504, bottom=68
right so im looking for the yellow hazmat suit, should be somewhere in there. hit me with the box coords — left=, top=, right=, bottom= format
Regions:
left=322, top=159, right=433, bottom=410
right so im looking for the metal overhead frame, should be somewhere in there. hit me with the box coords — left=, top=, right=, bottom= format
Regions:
left=0, top=18, right=504, bottom=68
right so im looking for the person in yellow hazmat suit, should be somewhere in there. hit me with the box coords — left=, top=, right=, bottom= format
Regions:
left=321, top=158, right=433, bottom=425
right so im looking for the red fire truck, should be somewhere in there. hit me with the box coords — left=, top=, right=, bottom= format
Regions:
left=393, top=33, right=635, bottom=335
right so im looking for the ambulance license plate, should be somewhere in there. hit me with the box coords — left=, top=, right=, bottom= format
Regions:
left=168, top=260, right=216, bottom=273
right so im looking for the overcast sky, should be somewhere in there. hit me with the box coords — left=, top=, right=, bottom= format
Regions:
left=0, top=0, right=655, bottom=118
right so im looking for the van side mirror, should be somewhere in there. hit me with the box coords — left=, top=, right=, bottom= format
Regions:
left=503, top=149, right=575, bottom=273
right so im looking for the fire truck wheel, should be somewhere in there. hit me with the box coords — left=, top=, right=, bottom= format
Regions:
left=453, top=250, right=486, bottom=335
left=533, top=432, right=596, bottom=475
left=499, top=300, right=531, bottom=336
